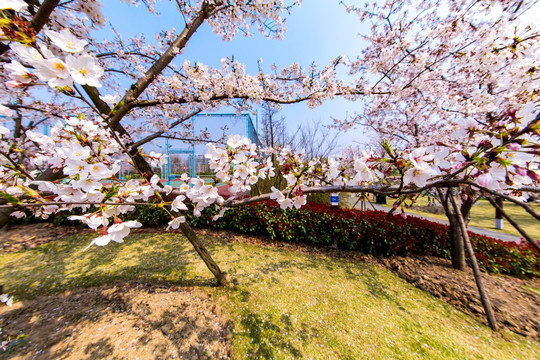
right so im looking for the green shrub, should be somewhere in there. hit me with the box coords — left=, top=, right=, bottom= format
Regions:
left=306, top=192, right=330, bottom=204
left=193, top=201, right=539, bottom=277
left=15, top=198, right=538, bottom=277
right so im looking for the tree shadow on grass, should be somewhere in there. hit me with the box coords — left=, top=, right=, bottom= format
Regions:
left=0, top=232, right=225, bottom=300
left=240, top=256, right=331, bottom=287
left=238, top=249, right=409, bottom=314
left=238, top=309, right=322, bottom=359
left=0, top=281, right=233, bottom=359
left=343, top=262, right=408, bottom=313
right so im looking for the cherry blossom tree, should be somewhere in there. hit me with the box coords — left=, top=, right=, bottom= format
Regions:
left=1, top=0, right=358, bottom=291
left=0, top=0, right=539, bottom=331
left=334, top=0, right=540, bottom=269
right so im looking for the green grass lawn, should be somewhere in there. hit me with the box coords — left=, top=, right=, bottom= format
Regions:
left=361, top=195, right=540, bottom=240
left=0, top=231, right=538, bottom=359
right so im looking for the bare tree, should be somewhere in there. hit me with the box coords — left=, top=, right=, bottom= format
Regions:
left=260, top=103, right=289, bottom=149
left=291, top=119, right=341, bottom=159
left=260, top=102, right=342, bottom=159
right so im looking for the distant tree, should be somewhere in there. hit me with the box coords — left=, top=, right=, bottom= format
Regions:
left=260, top=102, right=289, bottom=149
left=291, top=119, right=341, bottom=160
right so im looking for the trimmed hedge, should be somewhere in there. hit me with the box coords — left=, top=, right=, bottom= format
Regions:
left=28, top=200, right=539, bottom=276
left=192, top=201, right=539, bottom=277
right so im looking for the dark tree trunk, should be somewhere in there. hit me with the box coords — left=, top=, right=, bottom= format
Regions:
left=0, top=207, right=12, bottom=231
left=460, top=190, right=475, bottom=226
left=179, top=223, right=231, bottom=288
left=447, top=212, right=466, bottom=270
left=437, top=188, right=467, bottom=271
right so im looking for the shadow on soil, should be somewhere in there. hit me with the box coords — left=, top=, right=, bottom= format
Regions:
left=0, top=281, right=233, bottom=359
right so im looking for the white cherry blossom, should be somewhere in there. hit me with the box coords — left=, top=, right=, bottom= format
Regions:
left=0, top=0, right=26, bottom=11
left=45, top=29, right=89, bottom=53
left=0, top=105, right=13, bottom=117
left=4, top=60, right=33, bottom=83
left=99, top=92, right=121, bottom=105
left=66, top=54, right=104, bottom=87
left=171, top=195, right=188, bottom=212
left=167, top=216, right=186, bottom=230
left=403, top=165, right=438, bottom=188
left=9, top=42, right=44, bottom=65
left=35, top=58, right=72, bottom=88
left=0, top=293, right=13, bottom=307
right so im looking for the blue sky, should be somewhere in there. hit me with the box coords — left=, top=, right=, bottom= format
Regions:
left=101, top=0, right=371, bottom=149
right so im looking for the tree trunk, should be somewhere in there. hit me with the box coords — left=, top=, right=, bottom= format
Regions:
left=0, top=207, right=12, bottom=231
left=460, top=191, right=475, bottom=226
left=438, top=188, right=466, bottom=271
left=447, top=212, right=466, bottom=270
left=179, top=223, right=231, bottom=288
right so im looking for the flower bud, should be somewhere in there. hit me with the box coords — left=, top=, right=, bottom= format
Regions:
left=5, top=80, right=24, bottom=88
left=507, top=143, right=521, bottom=151
left=528, top=170, right=540, bottom=182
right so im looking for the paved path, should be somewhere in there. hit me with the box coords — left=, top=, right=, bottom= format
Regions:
left=358, top=203, right=523, bottom=243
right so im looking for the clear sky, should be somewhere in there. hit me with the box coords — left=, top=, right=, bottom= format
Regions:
left=100, top=0, right=371, bottom=150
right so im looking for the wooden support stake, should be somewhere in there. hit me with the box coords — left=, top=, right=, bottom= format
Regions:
left=178, top=222, right=231, bottom=288
left=450, top=195, right=498, bottom=331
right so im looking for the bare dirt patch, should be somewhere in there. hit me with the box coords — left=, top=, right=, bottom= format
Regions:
left=379, top=256, right=540, bottom=341
left=0, top=281, right=232, bottom=359
left=0, top=223, right=91, bottom=254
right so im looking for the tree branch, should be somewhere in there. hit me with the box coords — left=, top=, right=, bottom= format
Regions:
left=130, top=109, right=202, bottom=148
left=0, top=0, right=61, bottom=55
left=30, top=0, right=60, bottom=33
left=108, top=3, right=213, bottom=127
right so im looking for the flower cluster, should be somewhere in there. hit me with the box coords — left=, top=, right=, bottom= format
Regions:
left=447, top=104, right=540, bottom=193
left=205, top=134, right=275, bottom=195
left=342, top=0, right=539, bottom=155
left=0, top=115, right=167, bottom=248
left=247, top=99, right=539, bottom=208
left=5, top=29, right=104, bottom=89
